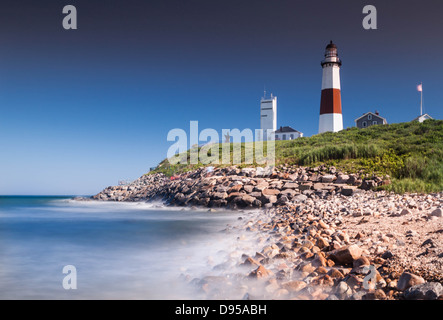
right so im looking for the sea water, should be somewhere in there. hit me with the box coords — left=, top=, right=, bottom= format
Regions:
left=0, top=196, right=247, bottom=299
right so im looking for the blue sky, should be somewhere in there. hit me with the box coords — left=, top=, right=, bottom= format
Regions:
left=0, top=0, right=442, bottom=195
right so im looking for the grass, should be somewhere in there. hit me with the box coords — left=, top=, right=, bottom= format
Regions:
left=150, top=120, right=443, bottom=193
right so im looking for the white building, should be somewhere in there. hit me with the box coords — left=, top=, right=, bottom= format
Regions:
left=274, top=126, right=303, bottom=140
left=260, top=94, right=277, bottom=140
left=413, top=114, right=433, bottom=123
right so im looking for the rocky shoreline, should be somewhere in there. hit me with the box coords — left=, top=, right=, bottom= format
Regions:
left=87, top=166, right=442, bottom=300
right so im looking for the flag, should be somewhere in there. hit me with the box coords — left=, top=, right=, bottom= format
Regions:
left=417, top=84, right=423, bottom=92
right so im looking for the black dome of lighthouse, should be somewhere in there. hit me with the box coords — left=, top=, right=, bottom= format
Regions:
left=326, top=41, right=337, bottom=49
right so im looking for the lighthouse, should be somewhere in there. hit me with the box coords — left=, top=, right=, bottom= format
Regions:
left=319, top=41, right=343, bottom=134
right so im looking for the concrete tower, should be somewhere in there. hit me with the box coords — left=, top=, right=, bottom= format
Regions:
left=260, top=93, right=277, bottom=140
left=319, top=41, right=343, bottom=134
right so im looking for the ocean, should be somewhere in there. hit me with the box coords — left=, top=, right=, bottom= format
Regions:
left=0, top=196, right=255, bottom=299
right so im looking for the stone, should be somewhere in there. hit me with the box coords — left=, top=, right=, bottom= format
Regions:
left=328, top=269, right=344, bottom=279
left=429, top=208, right=442, bottom=218
left=404, top=282, right=443, bottom=300
left=335, top=281, right=352, bottom=298
left=300, top=262, right=316, bottom=273
left=321, top=175, right=336, bottom=183
left=352, top=256, right=370, bottom=268
left=212, top=192, right=228, bottom=200
left=228, top=184, right=243, bottom=193
left=329, top=244, right=362, bottom=265
left=242, top=194, right=257, bottom=206
left=381, top=251, right=394, bottom=259
left=242, top=257, right=261, bottom=267
left=249, top=265, right=272, bottom=279
left=311, top=255, right=327, bottom=267
left=316, top=237, right=330, bottom=249
left=400, top=208, right=412, bottom=216
left=318, top=220, right=329, bottom=229
left=282, top=280, right=307, bottom=293
left=316, top=266, right=328, bottom=274
left=336, top=174, right=350, bottom=184
left=361, top=180, right=376, bottom=190
left=262, top=188, right=280, bottom=196
left=283, top=182, right=298, bottom=189
left=341, top=187, right=356, bottom=196
left=299, top=183, right=312, bottom=191
left=280, top=189, right=296, bottom=197
left=397, top=272, right=425, bottom=291
left=293, top=194, right=308, bottom=203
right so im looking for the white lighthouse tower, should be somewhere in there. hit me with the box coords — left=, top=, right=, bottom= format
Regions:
left=319, top=41, right=343, bottom=134
left=260, top=93, right=277, bottom=140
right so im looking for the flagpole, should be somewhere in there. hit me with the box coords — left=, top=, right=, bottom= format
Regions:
left=420, top=83, right=423, bottom=116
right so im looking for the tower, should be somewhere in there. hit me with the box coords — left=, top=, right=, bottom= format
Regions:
left=260, top=93, right=277, bottom=140
left=319, top=41, right=343, bottom=134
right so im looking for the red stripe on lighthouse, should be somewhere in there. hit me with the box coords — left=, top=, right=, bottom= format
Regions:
left=320, top=89, right=342, bottom=114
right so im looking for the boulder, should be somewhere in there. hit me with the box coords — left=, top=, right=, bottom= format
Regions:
left=361, top=180, right=376, bottom=190
left=282, top=280, right=307, bottom=293
left=336, top=174, right=350, bottom=184
left=430, top=208, right=442, bottom=218
left=293, top=194, right=308, bottom=203
left=249, top=265, right=272, bottom=279
left=397, top=272, right=425, bottom=291
left=328, top=244, right=362, bottom=265
left=321, top=175, right=336, bottom=183
left=352, top=256, right=370, bottom=268
left=262, top=188, right=280, bottom=196
left=298, top=183, right=312, bottom=191
left=283, top=182, right=298, bottom=189
left=228, top=184, right=243, bottom=193
left=404, top=282, right=443, bottom=300
left=341, top=186, right=357, bottom=196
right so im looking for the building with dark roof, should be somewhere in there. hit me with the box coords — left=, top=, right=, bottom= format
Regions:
left=274, top=126, right=303, bottom=140
left=355, top=111, right=387, bottom=129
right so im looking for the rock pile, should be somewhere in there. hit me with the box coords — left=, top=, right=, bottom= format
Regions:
left=91, top=165, right=391, bottom=208
left=187, top=192, right=442, bottom=300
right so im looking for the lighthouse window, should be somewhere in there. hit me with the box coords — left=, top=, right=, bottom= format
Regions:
left=373, top=121, right=378, bottom=125
left=362, top=121, right=367, bottom=127
left=368, top=114, right=372, bottom=120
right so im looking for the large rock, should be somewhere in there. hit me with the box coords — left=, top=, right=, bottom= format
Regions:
left=397, top=272, right=425, bottom=291
left=341, top=186, right=357, bottom=196
left=228, top=184, right=243, bottom=193
left=262, top=188, right=280, bottom=196
left=430, top=208, right=442, bottom=218
left=321, top=175, right=336, bottom=183
left=361, top=180, right=376, bottom=190
left=282, top=280, right=307, bottom=293
left=249, top=265, right=272, bottom=279
left=328, top=245, right=362, bottom=265
left=293, top=194, right=308, bottom=203
left=298, top=183, right=312, bottom=191
left=336, top=174, right=350, bottom=184
left=283, top=182, right=298, bottom=189
left=404, top=282, right=443, bottom=300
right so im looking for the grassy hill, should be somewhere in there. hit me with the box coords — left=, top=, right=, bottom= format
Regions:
left=152, top=120, right=443, bottom=193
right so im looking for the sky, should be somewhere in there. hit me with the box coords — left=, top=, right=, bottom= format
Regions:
left=0, top=0, right=442, bottom=195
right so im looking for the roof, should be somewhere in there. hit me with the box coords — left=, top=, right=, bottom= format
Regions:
left=326, top=41, right=337, bottom=50
left=274, top=126, right=301, bottom=133
left=413, top=114, right=433, bottom=121
left=354, top=112, right=387, bottom=123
